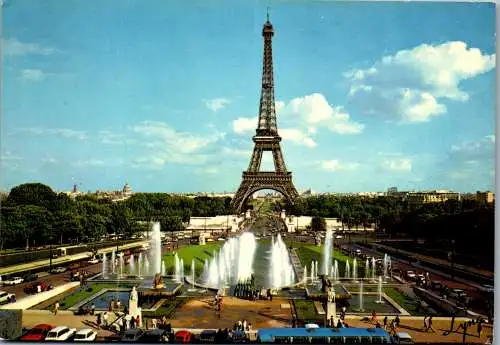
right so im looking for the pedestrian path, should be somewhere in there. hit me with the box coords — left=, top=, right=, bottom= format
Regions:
left=0, top=282, right=80, bottom=310
left=289, top=249, right=304, bottom=282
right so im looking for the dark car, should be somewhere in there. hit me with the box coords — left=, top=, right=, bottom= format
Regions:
left=24, top=281, right=48, bottom=294
left=22, top=273, right=38, bottom=283
left=199, top=330, right=217, bottom=343
left=121, top=329, right=144, bottom=342
left=139, top=329, right=169, bottom=343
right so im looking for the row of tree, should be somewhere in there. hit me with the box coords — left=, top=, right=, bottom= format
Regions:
left=0, top=183, right=232, bottom=250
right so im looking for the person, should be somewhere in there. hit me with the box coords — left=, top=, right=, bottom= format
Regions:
left=292, top=316, right=296, bottom=328
left=450, top=313, right=456, bottom=332
left=91, top=303, right=95, bottom=315
left=330, top=316, right=334, bottom=328
left=135, top=315, right=140, bottom=328
left=371, top=311, right=377, bottom=323
left=395, top=315, right=400, bottom=327
left=152, top=318, right=157, bottom=329
left=336, top=319, right=342, bottom=328
left=54, top=302, right=60, bottom=315
left=130, top=314, right=136, bottom=329
left=423, top=316, right=428, bottom=331
left=477, top=322, right=482, bottom=337
left=428, top=316, right=435, bottom=332
left=383, top=316, right=388, bottom=330
left=103, top=311, right=109, bottom=328
left=96, top=313, right=101, bottom=329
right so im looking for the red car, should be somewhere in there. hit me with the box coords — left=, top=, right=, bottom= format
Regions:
left=20, top=324, right=55, bottom=341
left=175, top=330, right=193, bottom=344
left=24, top=281, right=49, bottom=294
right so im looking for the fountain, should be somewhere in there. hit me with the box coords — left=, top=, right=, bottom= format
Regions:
left=138, top=253, right=143, bottom=278
left=174, top=254, right=181, bottom=282
left=111, top=250, right=116, bottom=274
left=119, top=253, right=124, bottom=277
left=376, top=276, right=384, bottom=303
left=102, top=254, right=108, bottom=278
left=383, top=254, right=391, bottom=280
left=269, top=234, right=294, bottom=289
left=345, top=260, right=350, bottom=280
left=314, top=261, right=319, bottom=281
left=161, top=261, right=166, bottom=276
left=365, top=259, right=370, bottom=280
left=150, top=222, right=162, bottom=276
left=322, top=229, right=333, bottom=275
left=129, top=254, right=135, bottom=276
left=206, top=232, right=257, bottom=288
left=144, top=256, right=150, bottom=275
left=359, top=281, right=364, bottom=311
left=303, top=266, right=308, bottom=285
left=352, top=258, right=358, bottom=282
left=333, top=260, right=339, bottom=283
left=189, top=259, right=196, bottom=291
left=371, top=257, right=376, bottom=282
left=310, top=261, right=315, bottom=282
left=180, top=258, right=185, bottom=282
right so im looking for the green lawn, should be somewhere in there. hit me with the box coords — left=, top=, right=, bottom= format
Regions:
left=163, top=243, right=221, bottom=276
left=293, top=300, right=323, bottom=323
left=142, top=297, right=191, bottom=319
left=57, top=283, right=133, bottom=310
left=384, top=287, right=420, bottom=315
left=293, top=244, right=366, bottom=277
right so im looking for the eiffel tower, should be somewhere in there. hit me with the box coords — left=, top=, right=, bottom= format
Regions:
left=231, top=13, right=299, bottom=214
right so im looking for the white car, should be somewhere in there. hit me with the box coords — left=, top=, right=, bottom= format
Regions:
left=0, top=291, right=15, bottom=304
left=51, top=267, right=67, bottom=274
left=406, top=271, right=416, bottom=280
left=74, top=328, right=97, bottom=342
left=392, top=332, right=413, bottom=344
left=45, top=326, right=76, bottom=341
left=88, top=258, right=99, bottom=264
left=3, top=277, right=23, bottom=285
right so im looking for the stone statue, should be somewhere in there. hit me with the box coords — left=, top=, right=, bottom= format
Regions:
left=130, top=286, right=138, bottom=301
left=153, top=273, right=164, bottom=289
left=328, top=287, right=335, bottom=303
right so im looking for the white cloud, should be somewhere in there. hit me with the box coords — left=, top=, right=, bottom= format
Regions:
left=1, top=151, right=23, bottom=161
left=450, top=134, right=495, bottom=159
left=20, top=69, right=47, bottom=82
left=321, top=159, right=359, bottom=172
left=204, top=98, right=231, bottom=112
left=132, top=121, right=226, bottom=168
left=279, top=128, right=317, bottom=148
left=42, top=158, right=57, bottom=164
left=194, top=166, right=219, bottom=175
left=281, top=93, right=364, bottom=134
left=220, top=147, right=253, bottom=158
left=381, top=158, right=412, bottom=172
left=14, top=127, right=88, bottom=140
left=233, top=117, right=257, bottom=134
left=2, top=38, right=60, bottom=56
left=347, top=41, right=495, bottom=123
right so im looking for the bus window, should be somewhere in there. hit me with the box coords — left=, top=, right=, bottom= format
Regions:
left=361, top=337, right=372, bottom=343
left=293, top=337, right=307, bottom=343
left=371, top=336, right=384, bottom=344
left=345, top=336, right=361, bottom=344
left=311, top=337, right=326, bottom=344
left=328, top=336, right=344, bottom=344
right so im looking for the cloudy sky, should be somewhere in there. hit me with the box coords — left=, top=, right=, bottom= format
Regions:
left=1, top=0, right=496, bottom=193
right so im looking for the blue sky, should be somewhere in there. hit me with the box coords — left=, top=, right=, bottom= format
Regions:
left=1, top=0, right=496, bottom=193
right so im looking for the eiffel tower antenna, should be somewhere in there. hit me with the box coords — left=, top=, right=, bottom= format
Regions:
left=231, top=14, right=299, bottom=214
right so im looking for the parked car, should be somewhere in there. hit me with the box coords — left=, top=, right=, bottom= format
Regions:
left=0, top=291, right=15, bottom=304
left=122, top=329, right=144, bottom=342
left=431, top=281, right=443, bottom=290
left=139, top=329, right=170, bottom=343
left=449, top=288, right=467, bottom=299
left=405, top=271, right=416, bottom=281
left=22, top=273, right=38, bottom=283
left=3, top=276, right=23, bottom=285
left=44, top=326, right=76, bottom=341
left=20, top=324, right=54, bottom=341
left=87, top=258, right=99, bottom=265
left=392, top=332, right=414, bottom=344
left=51, top=267, right=67, bottom=274
left=74, top=328, right=97, bottom=342
left=174, top=331, right=193, bottom=344
left=24, top=281, right=49, bottom=294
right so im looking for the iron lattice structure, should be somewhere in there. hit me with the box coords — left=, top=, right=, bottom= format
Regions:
left=231, top=17, right=299, bottom=214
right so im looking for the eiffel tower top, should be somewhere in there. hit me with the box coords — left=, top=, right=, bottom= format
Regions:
left=256, top=10, right=278, bottom=137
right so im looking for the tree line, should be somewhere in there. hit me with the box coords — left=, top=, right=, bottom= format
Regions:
left=0, top=183, right=231, bottom=250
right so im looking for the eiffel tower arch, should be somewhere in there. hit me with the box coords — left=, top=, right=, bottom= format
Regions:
left=231, top=14, right=299, bottom=214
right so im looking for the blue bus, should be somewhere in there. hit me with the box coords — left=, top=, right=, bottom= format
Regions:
left=257, top=327, right=392, bottom=344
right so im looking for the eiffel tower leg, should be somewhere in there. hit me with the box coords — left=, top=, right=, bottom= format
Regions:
left=248, top=147, right=263, bottom=172
left=272, top=146, right=287, bottom=172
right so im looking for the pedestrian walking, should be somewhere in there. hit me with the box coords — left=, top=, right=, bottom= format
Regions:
left=428, top=316, right=435, bottom=332
left=423, top=316, right=428, bottom=331
left=91, top=303, right=95, bottom=315
left=450, top=313, right=456, bottom=332
left=54, top=302, right=60, bottom=315
left=395, top=315, right=400, bottom=327
left=371, top=311, right=377, bottom=323
left=383, top=316, right=388, bottom=330
left=96, top=313, right=101, bottom=329
left=477, top=322, right=483, bottom=337
left=135, top=315, right=140, bottom=328
left=130, top=315, right=136, bottom=329
left=103, top=312, right=109, bottom=328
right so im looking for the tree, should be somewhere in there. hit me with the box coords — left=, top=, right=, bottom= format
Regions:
left=7, top=183, right=57, bottom=209
left=310, top=216, right=326, bottom=232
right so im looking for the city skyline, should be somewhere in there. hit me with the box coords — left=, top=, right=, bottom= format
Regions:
left=1, top=0, right=496, bottom=193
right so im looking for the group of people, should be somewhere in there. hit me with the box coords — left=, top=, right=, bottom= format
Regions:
left=96, top=311, right=141, bottom=331
left=422, top=315, right=435, bottom=332
left=77, top=303, right=95, bottom=316
left=214, top=294, right=224, bottom=312
left=371, top=312, right=401, bottom=334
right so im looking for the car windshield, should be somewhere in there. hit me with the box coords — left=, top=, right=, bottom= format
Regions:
left=31, top=329, right=45, bottom=334
left=47, top=331, right=57, bottom=338
left=75, top=334, right=87, bottom=339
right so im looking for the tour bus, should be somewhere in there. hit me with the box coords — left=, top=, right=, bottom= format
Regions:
left=257, top=327, right=391, bottom=344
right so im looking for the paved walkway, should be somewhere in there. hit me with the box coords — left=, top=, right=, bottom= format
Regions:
left=0, top=241, right=147, bottom=276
